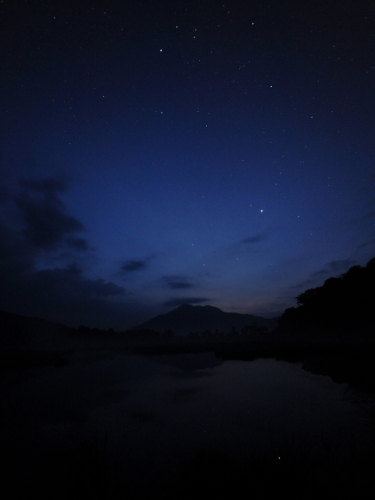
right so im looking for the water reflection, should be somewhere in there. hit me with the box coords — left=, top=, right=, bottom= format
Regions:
left=82, top=353, right=375, bottom=479
left=1, top=351, right=374, bottom=487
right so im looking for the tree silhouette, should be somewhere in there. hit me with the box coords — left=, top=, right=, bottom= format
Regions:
left=279, top=257, right=375, bottom=335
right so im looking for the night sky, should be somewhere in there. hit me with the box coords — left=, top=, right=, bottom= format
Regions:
left=1, top=0, right=374, bottom=330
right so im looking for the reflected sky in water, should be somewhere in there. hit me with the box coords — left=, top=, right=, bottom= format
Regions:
left=1, top=352, right=374, bottom=482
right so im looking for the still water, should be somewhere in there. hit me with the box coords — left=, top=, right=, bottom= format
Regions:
left=1, top=350, right=374, bottom=483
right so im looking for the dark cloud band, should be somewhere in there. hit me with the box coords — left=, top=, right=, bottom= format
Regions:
left=163, top=297, right=209, bottom=308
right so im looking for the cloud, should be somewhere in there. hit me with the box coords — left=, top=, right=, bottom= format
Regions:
left=327, top=259, right=357, bottom=272
left=0, top=258, right=130, bottom=329
left=16, top=176, right=87, bottom=251
left=310, top=269, right=329, bottom=278
left=0, top=220, right=34, bottom=276
left=0, top=176, right=147, bottom=329
left=241, top=233, right=267, bottom=245
left=162, top=275, right=194, bottom=289
left=32, top=264, right=125, bottom=299
left=310, top=258, right=356, bottom=278
left=0, top=184, right=9, bottom=202
left=65, top=237, right=88, bottom=251
left=118, top=254, right=157, bottom=274
left=121, top=259, right=148, bottom=272
left=357, top=240, right=375, bottom=250
left=163, top=297, right=209, bottom=307
left=20, top=177, right=68, bottom=195
left=292, top=258, right=357, bottom=291
left=291, top=279, right=315, bottom=289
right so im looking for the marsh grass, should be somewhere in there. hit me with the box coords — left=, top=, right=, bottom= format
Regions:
left=6, top=430, right=375, bottom=499
left=177, top=437, right=375, bottom=499
left=22, top=432, right=130, bottom=500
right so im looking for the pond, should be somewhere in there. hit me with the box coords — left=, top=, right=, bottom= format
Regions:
left=1, top=350, right=374, bottom=494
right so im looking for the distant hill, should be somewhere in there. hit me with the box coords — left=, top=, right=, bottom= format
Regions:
left=132, top=304, right=278, bottom=335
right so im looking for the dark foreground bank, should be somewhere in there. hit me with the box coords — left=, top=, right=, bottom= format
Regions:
left=3, top=429, right=375, bottom=500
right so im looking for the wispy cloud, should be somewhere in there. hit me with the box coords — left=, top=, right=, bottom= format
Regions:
left=16, top=176, right=87, bottom=251
left=241, top=233, right=267, bottom=245
left=362, top=210, right=375, bottom=219
left=163, top=297, right=209, bottom=308
left=119, top=254, right=156, bottom=274
left=357, top=240, right=375, bottom=251
left=291, top=279, right=315, bottom=289
left=121, top=260, right=148, bottom=272
left=310, top=258, right=356, bottom=278
left=162, top=275, right=194, bottom=289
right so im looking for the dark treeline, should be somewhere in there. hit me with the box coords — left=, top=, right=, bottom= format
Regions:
left=2, top=257, right=375, bottom=389
left=124, top=323, right=270, bottom=343
left=278, top=257, right=375, bottom=335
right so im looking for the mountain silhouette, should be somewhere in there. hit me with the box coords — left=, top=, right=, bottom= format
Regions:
left=132, top=304, right=278, bottom=335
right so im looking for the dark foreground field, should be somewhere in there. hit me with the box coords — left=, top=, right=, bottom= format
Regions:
left=4, top=425, right=375, bottom=500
